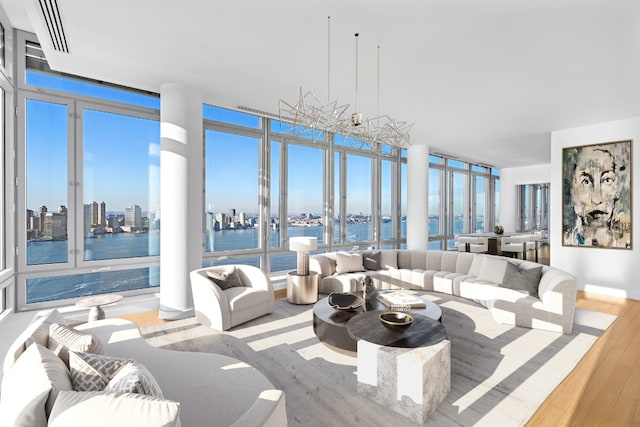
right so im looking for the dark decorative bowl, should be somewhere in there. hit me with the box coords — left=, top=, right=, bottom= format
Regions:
left=327, top=292, right=364, bottom=311
left=379, top=311, right=414, bottom=332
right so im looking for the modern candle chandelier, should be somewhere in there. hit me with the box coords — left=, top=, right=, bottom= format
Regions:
left=278, top=18, right=413, bottom=150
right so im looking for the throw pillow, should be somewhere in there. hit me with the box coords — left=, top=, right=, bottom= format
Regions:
left=500, top=262, right=543, bottom=297
left=3, top=308, right=67, bottom=375
left=48, top=323, right=104, bottom=367
left=206, top=267, right=244, bottom=290
left=362, top=250, right=382, bottom=270
left=104, top=361, right=164, bottom=398
left=48, top=391, right=181, bottom=427
left=0, top=343, right=72, bottom=426
left=335, top=252, right=365, bottom=274
left=477, top=256, right=509, bottom=283
left=467, top=255, right=485, bottom=277
left=69, top=351, right=131, bottom=392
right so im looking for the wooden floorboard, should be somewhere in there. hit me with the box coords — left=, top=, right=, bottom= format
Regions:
left=527, top=292, right=640, bottom=427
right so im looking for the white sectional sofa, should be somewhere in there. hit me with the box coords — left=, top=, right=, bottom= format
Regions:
left=310, top=249, right=577, bottom=334
left=0, top=309, right=287, bottom=427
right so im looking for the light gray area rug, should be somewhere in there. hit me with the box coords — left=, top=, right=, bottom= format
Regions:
left=141, top=293, right=616, bottom=426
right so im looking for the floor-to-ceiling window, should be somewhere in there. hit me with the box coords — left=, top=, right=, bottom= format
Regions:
left=204, top=130, right=260, bottom=252
left=471, top=165, right=489, bottom=233
left=516, top=182, right=548, bottom=240
left=429, top=154, right=499, bottom=249
left=428, top=155, right=444, bottom=249
left=400, top=151, right=407, bottom=246
left=17, top=33, right=161, bottom=309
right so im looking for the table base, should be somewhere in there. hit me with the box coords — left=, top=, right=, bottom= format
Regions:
left=356, top=339, right=451, bottom=424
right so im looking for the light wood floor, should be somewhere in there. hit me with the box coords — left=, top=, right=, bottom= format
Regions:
left=120, top=245, right=640, bottom=426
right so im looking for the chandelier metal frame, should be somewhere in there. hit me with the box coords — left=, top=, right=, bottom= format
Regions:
left=278, top=18, right=413, bottom=150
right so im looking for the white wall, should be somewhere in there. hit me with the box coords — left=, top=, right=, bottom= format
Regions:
left=499, top=164, right=550, bottom=231
left=551, top=117, right=640, bottom=300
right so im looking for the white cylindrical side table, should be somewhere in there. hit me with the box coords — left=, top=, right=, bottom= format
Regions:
left=287, top=271, right=318, bottom=304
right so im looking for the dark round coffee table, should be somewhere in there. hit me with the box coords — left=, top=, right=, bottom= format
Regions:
left=347, top=311, right=447, bottom=348
left=312, top=292, right=442, bottom=352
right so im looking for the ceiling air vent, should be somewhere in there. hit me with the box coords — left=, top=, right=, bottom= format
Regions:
left=38, top=0, right=68, bottom=53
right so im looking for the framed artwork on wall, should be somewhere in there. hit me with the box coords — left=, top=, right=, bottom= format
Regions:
left=562, top=139, right=632, bottom=249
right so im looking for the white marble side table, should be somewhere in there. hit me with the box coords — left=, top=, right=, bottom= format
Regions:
left=76, top=294, right=123, bottom=322
left=347, top=311, right=450, bottom=424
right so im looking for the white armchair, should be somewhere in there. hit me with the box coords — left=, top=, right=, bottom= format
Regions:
left=501, top=233, right=541, bottom=261
left=190, top=264, right=275, bottom=331
left=456, top=236, right=489, bottom=253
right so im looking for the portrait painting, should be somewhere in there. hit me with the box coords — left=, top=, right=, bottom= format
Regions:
left=562, top=140, right=632, bottom=249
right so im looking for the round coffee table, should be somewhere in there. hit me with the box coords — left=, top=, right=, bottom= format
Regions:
left=312, top=291, right=442, bottom=352
left=76, top=294, right=123, bottom=322
left=347, top=311, right=447, bottom=348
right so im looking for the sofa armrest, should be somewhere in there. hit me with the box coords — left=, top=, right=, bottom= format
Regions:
left=236, top=265, right=274, bottom=293
left=190, top=269, right=231, bottom=330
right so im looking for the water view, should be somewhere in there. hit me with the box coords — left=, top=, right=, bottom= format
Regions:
left=27, top=216, right=479, bottom=303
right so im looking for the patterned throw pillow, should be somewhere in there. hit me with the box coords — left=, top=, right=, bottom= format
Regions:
left=206, top=267, right=244, bottom=290
left=103, top=361, right=164, bottom=398
left=48, top=323, right=104, bottom=367
left=68, top=351, right=130, bottom=392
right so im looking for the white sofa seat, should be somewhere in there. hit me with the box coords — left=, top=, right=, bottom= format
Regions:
left=0, top=310, right=287, bottom=427
left=77, top=319, right=287, bottom=427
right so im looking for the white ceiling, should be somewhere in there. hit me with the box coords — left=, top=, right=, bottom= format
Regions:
left=3, top=0, right=640, bottom=168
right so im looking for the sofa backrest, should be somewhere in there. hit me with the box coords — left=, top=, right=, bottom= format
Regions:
left=311, top=248, right=562, bottom=285
left=397, top=250, right=427, bottom=270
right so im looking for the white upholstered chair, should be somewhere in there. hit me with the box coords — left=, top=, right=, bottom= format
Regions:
left=190, top=264, right=275, bottom=331
left=501, top=233, right=541, bottom=262
left=456, top=236, right=489, bottom=253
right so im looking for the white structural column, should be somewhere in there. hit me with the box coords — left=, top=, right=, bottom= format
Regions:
left=406, top=143, right=429, bottom=250
left=159, top=83, right=203, bottom=319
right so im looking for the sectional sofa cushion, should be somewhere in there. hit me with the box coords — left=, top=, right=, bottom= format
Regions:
left=0, top=343, right=73, bottom=427
left=335, top=252, right=366, bottom=274
left=500, top=262, right=543, bottom=297
left=397, top=250, right=427, bottom=270
left=48, top=391, right=181, bottom=427
left=48, top=323, right=104, bottom=367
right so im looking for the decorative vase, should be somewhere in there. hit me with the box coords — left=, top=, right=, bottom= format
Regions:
left=361, top=276, right=375, bottom=301
left=494, top=225, right=504, bottom=235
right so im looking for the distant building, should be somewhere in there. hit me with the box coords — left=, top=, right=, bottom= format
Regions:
left=214, top=212, right=227, bottom=230
left=38, top=205, right=47, bottom=234
left=42, top=212, right=66, bottom=240
left=125, top=205, right=142, bottom=229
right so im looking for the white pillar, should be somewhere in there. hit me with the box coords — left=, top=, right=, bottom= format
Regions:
left=406, top=144, right=429, bottom=250
left=159, top=83, right=202, bottom=319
